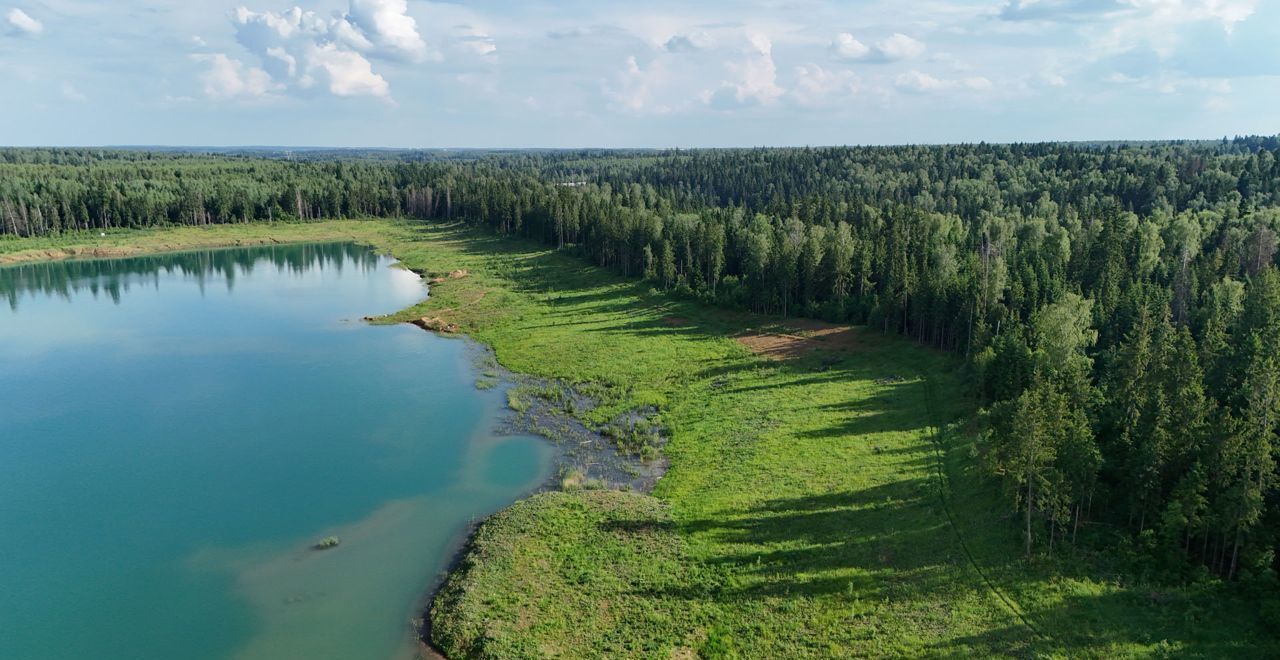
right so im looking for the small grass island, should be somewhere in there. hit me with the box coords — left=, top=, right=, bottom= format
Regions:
left=312, top=536, right=341, bottom=551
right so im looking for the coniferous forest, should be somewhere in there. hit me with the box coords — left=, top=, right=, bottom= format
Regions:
left=5, top=139, right=1280, bottom=583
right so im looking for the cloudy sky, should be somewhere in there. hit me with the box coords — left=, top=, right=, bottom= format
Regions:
left=0, top=0, right=1276, bottom=147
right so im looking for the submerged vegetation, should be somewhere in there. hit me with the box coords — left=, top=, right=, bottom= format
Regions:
left=4, top=137, right=1280, bottom=655
left=313, top=536, right=341, bottom=551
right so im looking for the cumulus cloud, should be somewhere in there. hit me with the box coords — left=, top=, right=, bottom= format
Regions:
left=895, top=70, right=992, bottom=93
left=226, top=7, right=384, bottom=98
left=1001, top=0, right=1255, bottom=31
left=604, top=55, right=670, bottom=114
left=664, top=30, right=710, bottom=53
left=707, top=32, right=784, bottom=109
left=790, top=64, right=858, bottom=107
left=346, top=0, right=429, bottom=62
left=1000, top=0, right=1257, bottom=64
left=999, top=0, right=1126, bottom=22
left=6, top=7, right=41, bottom=35
left=308, top=42, right=390, bottom=97
left=193, top=53, right=280, bottom=100
left=60, top=82, right=86, bottom=102
left=830, top=33, right=869, bottom=60
left=830, top=32, right=924, bottom=62
left=879, top=33, right=926, bottom=60
left=195, top=1, right=434, bottom=102
left=1095, top=2, right=1257, bottom=59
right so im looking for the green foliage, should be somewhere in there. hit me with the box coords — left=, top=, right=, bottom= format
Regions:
left=506, top=389, right=530, bottom=413
left=7, top=136, right=1280, bottom=652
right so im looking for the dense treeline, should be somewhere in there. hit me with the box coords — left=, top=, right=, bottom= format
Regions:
left=4, top=139, right=1280, bottom=582
left=0, top=242, right=377, bottom=310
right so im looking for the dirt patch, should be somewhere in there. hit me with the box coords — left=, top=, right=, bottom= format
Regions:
left=412, top=317, right=460, bottom=333
left=661, top=316, right=690, bottom=327
left=736, top=320, right=862, bottom=360
left=428, top=269, right=470, bottom=284
left=736, top=333, right=814, bottom=360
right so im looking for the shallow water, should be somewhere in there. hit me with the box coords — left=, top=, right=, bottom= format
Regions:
left=0, top=243, right=553, bottom=659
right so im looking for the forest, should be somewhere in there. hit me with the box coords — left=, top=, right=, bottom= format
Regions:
left=3, top=138, right=1280, bottom=584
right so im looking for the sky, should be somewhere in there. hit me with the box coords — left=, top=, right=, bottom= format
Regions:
left=0, top=0, right=1277, bottom=147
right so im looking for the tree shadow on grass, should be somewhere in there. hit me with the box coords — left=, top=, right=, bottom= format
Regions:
left=648, top=483, right=1273, bottom=656
left=411, top=222, right=1277, bottom=656
left=933, top=586, right=1279, bottom=658
left=650, top=482, right=970, bottom=602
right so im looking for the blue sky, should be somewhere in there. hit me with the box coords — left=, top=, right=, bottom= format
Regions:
left=0, top=0, right=1276, bottom=147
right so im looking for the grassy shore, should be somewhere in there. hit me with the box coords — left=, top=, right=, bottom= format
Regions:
left=4, top=220, right=1272, bottom=658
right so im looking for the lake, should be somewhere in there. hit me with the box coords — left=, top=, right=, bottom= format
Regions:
left=0, top=243, right=554, bottom=659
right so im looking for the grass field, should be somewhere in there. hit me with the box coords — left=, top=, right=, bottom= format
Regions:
left=4, top=220, right=1273, bottom=658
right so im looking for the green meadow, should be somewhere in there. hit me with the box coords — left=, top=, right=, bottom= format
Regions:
left=4, top=219, right=1272, bottom=658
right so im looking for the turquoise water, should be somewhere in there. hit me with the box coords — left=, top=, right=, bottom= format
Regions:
left=0, top=243, right=554, bottom=659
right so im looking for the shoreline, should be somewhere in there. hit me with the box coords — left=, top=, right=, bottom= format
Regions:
left=408, top=337, right=667, bottom=659
left=0, top=226, right=663, bottom=660
left=0, top=223, right=382, bottom=267
left=5, top=219, right=1257, bottom=656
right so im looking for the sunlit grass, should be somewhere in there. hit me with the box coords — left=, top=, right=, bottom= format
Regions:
left=6, top=219, right=1272, bottom=658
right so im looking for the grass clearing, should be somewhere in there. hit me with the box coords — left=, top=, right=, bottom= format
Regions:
left=5, top=219, right=1273, bottom=657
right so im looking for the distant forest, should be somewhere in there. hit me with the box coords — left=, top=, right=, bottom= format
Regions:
left=4, top=138, right=1280, bottom=582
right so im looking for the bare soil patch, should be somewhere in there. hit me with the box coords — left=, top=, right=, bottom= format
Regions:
left=412, top=317, right=460, bottom=333
left=429, top=269, right=470, bottom=284
left=661, top=316, right=690, bottom=327
left=736, top=320, right=862, bottom=360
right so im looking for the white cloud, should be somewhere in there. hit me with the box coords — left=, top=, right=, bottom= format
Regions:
left=221, top=3, right=415, bottom=101
left=896, top=70, right=992, bottom=93
left=1097, top=3, right=1256, bottom=57
left=830, top=32, right=924, bottom=62
left=830, top=33, right=870, bottom=60
left=346, top=0, right=429, bottom=62
left=1104, top=70, right=1233, bottom=95
left=878, top=33, right=926, bottom=60
left=999, top=0, right=1122, bottom=22
left=266, top=47, right=297, bottom=78
left=307, top=42, right=389, bottom=97
left=1002, top=0, right=1258, bottom=60
left=1040, top=70, right=1067, bottom=87
left=664, top=31, right=711, bottom=53
left=231, top=7, right=335, bottom=81
left=454, top=24, right=497, bottom=57
left=965, top=76, right=994, bottom=91
left=6, top=7, right=41, bottom=35
left=193, top=53, right=279, bottom=100
left=1001, top=0, right=1255, bottom=32
left=790, top=64, right=858, bottom=107
left=12, top=0, right=1268, bottom=145
left=708, top=31, right=784, bottom=109
left=605, top=55, right=671, bottom=114
left=896, top=70, right=946, bottom=92
left=60, top=82, right=85, bottom=102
